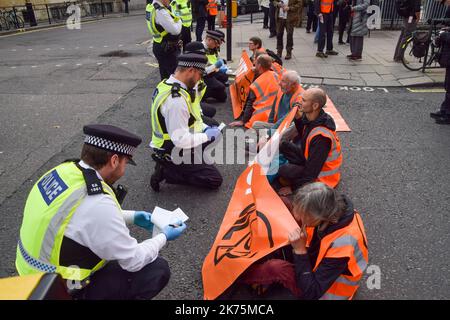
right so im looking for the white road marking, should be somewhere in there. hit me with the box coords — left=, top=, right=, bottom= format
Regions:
left=89, top=46, right=93, bottom=49
left=11, top=49, right=16, bottom=52
left=103, top=45, right=108, bottom=48
left=55, top=65, right=61, bottom=67
left=97, top=62, right=103, bottom=65
left=31, top=65, right=37, bottom=68
left=60, top=48, right=65, bottom=50
left=76, top=63, right=82, bottom=66
left=118, top=44, right=123, bottom=47
left=11, top=66, right=16, bottom=69
left=122, top=62, right=128, bottom=65
left=27, top=48, right=32, bottom=51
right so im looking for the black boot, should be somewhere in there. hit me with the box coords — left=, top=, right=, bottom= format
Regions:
left=150, top=154, right=165, bottom=192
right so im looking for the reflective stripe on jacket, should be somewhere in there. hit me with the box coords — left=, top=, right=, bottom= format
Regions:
left=246, top=70, right=280, bottom=128
left=170, top=0, right=192, bottom=27
left=150, top=81, right=203, bottom=150
left=304, top=125, right=342, bottom=188
left=308, top=212, right=368, bottom=300
left=146, top=3, right=179, bottom=43
left=206, top=0, right=218, bottom=16
left=16, top=162, right=113, bottom=282
left=320, top=0, right=334, bottom=14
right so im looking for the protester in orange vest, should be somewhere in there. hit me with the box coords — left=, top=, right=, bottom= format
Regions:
left=248, top=36, right=266, bottom=62
left=229, top=54, right=280, bottom=129
left=249, top=70, right=303, bottom=152
left=272, top=87, right=342, bottom=198
left=206, top=0, right=218, bottom=31
left=221, top=182, right=367, bottom=300
left=287, top=182, right=368, bottom=299
left=314, top=0, right=339, bottom=57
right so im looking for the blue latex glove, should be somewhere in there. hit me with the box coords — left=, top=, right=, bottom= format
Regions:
left=162, top=221, right=187, bottom=241
left=219, top=65, right=228, bottom=73
left=214, top=59, right=224, bottom=68
left=134, top=211, right=153, bottom=232
left=204, top=127, right=221, bottom=142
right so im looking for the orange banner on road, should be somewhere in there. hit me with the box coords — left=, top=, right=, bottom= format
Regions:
left=230, top=50, right=254, bottom=119
left=324, top=97, right=351, bottom=132
left=202, top=163, right=298, bottom=300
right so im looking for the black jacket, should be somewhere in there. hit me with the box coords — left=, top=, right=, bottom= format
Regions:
left=280, top=110, right=336, bottom=190
left=293, top=195, right=356, bottom=300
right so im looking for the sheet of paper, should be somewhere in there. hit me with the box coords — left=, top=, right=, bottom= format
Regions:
left=218, top=122, right=226, bottom=131
left=151, top=206, right=189, bottom=238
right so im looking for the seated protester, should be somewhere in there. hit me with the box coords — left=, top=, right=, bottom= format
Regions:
left=183, top=41, right=220, bottom=127
left=220, top=182, right=368, bottom=300
left=202, top=30, right=228, bottom=102
left=229, top=54, right=280, bottom=129
left=257, top=48, right=286, bottom=78
left=149, top=52, right=223, bottom=191
left=249, top=36, right=266, bottom=62
left=253, top=70, right=303, bottom=135
left=273, top=87, right=342, bottom=197
left=288, top=182, right=368, bottom=300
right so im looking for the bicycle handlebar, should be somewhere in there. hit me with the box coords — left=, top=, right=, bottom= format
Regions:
left=427, top=18, right=450, bottom=25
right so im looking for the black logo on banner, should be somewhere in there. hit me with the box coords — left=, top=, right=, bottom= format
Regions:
left=214, top=203, right=274, bottom=266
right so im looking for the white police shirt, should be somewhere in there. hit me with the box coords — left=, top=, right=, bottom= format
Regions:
left=154, top=0, right=182, bottom=36
left=64, top=160, right=167, bottom=272
left=150, top=75, right=208, bottom=150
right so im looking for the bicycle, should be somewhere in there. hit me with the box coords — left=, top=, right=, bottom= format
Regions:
left=0, top=10, right=11, bottom=30
left=401, top=18, right=450, bottom=72
left=2, top=9, right=25, bottom=29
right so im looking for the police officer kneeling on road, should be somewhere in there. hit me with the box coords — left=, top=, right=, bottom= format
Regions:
left=16, top=124, right=187, bottom=299
left=149, top=52, right=223, bottom=191
left=146, top=0, right=183, bottom=80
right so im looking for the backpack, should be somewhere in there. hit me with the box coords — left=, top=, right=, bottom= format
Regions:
left=395, top=0, right=411, bottom=18
left=265, top=49, right=283, bottom=66
left=412, top=32, right=430, bottom=58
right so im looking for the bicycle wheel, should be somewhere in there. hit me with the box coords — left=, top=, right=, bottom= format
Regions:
left=16, top=15, right=24, bottom=28
left=401, top=38, right=431, bottom=71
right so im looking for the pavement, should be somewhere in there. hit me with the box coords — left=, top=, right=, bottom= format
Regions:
left=226, top=19, right=446, bottom=87
left=0, top=13, right=449, bottom=300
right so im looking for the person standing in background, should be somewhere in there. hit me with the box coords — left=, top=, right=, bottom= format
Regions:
left=269, top=0, right=278, bottom=37
left=337, top=0, right=350, bottom=44
left=260, top=0, right=271, bottom=29
left=305, top=0, right=317, bottom=33
left=347, top=0, right=369, bottom=60
left=295, top=0, right=304, bottom=28
left=206, top=0, right=218, bottom=30
left=193, top=0, right=209, bottom=41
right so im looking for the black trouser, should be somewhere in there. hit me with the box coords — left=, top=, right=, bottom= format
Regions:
left=338, top=13, right=349, bottom=43
left=441, top=67, right=450, bottom=115
left=262, top=6, right=269, bottom=28
left=207, top=14, right=216, bottom=30
left=269, top=2, right=276, bottom=35
left=159, top=145, right=223, bottom=189
left=276, top=18, right=294, bottom=53
left=73, top=258, right=170, bottom=300
left=306, top=3, right=317, bottom=32
left=181, top=25, right=192, bottom=47
left=153, top=42, right=179, bottom=80
left=318, top=13, right=334, bottom=52
left=204, top=73, right=227, bottom=102
left=196, top=16, right=206, bottom=41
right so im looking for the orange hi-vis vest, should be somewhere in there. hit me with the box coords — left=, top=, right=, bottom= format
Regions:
left=206, top=0, right=218, bottom=16
left=320, top=0, right=334, bottom=14
left=271, top=62, right=286, bottom=78
left=304, top=125, right=342, bottom=188
left=272, top=85, right=304, bottom=122
left=307, top=211, right=368, bottom=300
left=246, top=70, right=280, bottom=128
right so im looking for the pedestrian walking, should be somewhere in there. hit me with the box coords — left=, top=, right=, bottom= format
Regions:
left=193, top=0, right=209, bottom=41
left=347, top=0, right=369, bottom=60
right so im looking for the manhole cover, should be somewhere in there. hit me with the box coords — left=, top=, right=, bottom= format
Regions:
left=99, top=50, right=132, bottom=57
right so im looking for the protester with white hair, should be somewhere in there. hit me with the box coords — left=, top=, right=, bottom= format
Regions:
left=252, top=70, right=304, bottom=142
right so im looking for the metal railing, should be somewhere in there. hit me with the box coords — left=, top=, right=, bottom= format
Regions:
left=0, top=0, right=116, bottom=31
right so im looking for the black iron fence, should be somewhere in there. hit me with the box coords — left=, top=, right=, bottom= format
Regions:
left=0, top=0, right=116, bottom=31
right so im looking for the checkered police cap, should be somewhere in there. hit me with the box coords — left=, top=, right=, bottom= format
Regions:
left=177, top=53, right=207, bottom=72
left=83, top=124, right=142, bottom=163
